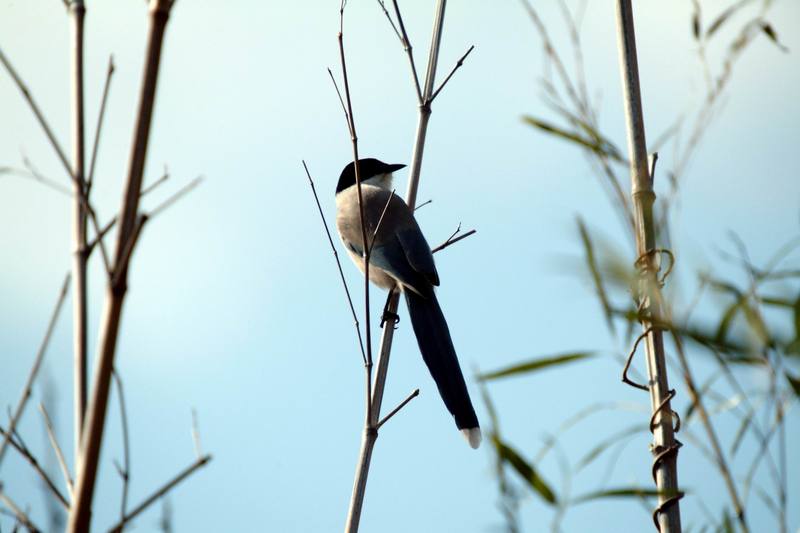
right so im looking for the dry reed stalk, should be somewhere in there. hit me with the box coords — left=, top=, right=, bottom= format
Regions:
left=67, top=1, right=176, bottom=530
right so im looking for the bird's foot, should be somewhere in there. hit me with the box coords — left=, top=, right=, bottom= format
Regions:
left=380, top=309, right=400, bottom=329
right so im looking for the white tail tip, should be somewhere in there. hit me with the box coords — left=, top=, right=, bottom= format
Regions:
left=460, top=427, right=482, bottom=449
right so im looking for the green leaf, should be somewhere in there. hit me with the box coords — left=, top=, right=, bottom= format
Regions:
left=575, top=424, right=647, bottom=472
left=522, top=116, right=624, bottom=162
left=730, top=410, right=753, bottom=456
left=785, top=372, right=800, bottom=398
left=572, top=487, right=681, bottom=504
left=478, top=352, right=595, bottom=381
left=577, top=217, right=615, bottom=334
left=493, top=437, right=557, bottom=505
left=715, top=300, right=742, bottom=344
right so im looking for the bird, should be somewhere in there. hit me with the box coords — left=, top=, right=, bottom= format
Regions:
left=335, top=157, right=481, bottom=449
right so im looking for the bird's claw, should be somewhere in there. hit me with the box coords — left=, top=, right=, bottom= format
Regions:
left=380, top=310, right=400, bottom=329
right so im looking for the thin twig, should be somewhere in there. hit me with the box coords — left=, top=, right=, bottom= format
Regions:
left=376, top=389, right=420, bottom=429
left=0, top=426, right=70, bottom=509
left=0, top=486, right=43, bottom=533
left=367, top=188, right=395, bottom=257
left=0, top=165, right=71, bottom=195
left=147, top=175, right=203, bottom=219
left=0, top=47, right=73, bottom=178
left=87, top=216, right=118, bottom=255
left=191, top=409, right=202, bottom=459
left=414, top=198, right=432, bottom=211
left=112, top=369, right=131, bottom=522
left=38, top=403, right=73, bottom=498
left=374, top=0, right=402, bottom=41
left=0, top=273, right=70, bottom=468
left=106, top=455, right=212, bottom=533
left=390, top=0, right=423, bottom=102
left=302, top=161, right=366, bottom=364
left=430, top=45, right=475, bottom=102
left=87, top=55, right=115, bottom=192
left=140, top=166, right=170, bottom=197
left=431, top=228, right=476, bottom=254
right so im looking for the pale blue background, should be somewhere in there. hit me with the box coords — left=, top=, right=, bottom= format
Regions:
left=1, top=1, right=798, bottom=531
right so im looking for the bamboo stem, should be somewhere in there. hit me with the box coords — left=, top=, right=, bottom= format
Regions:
left=69, top=0, right=89, bottom=468
left=344, top=2, right=448, bottom=531
left=614, top=2, right=681, bottom=531
left=67, top=2, right=175, bottom=530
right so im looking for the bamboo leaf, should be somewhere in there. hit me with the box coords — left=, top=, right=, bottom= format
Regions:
left=705, top=4, right=740, bottom=39
left=577, top=217, right=615, bottom=334
left=793, top=295, right=800, bottom=338
left=730, top=409, right=752, bottom=456
left=522, top=116, right=624, bottom=162
left=785, top=372, right=800, bottom=398
left=478, top=352, right=595, bottom=381
left=575, top=424, right=647, bottom=472
left=572, top=486, right=680, bottom=504
left=759, top=22, right=788, bottom=52
left=493, top=437, right=557, bottom=505
left=715, top=300, right=742, bottom=344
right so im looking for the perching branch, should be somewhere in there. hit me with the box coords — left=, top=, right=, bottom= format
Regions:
left=345, top=1, right=452, bottom=531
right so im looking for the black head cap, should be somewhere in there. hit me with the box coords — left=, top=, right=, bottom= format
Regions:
left=336, top=158, right=406, bottom=194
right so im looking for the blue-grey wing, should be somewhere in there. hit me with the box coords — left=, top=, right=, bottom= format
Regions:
left=370, top=236, right=434, bottom=296
left=396, top=225, right=439, bottom=287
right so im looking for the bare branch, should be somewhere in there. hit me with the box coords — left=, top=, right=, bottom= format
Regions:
left=302, top=161, right=367, bottom=364
left=69, top=3, right=178, bottom=529
left=0, top=486, right=43, bottom=533
left=38, top=403, right=73, bottom=498
left=0, top=426, right=70, bottom=509
left=147, top=175, right=203, bottom=219
left=376, top=389, right=420, bottom=429
left=0, top=164, right=71, bottom=196
left=414, top=198, right=432, bottom=211
left=140, top=166, right=170, bottom=197
left=0, top=46, right=73, bottom=178
left=191, top=409, right=202, bottom=459
left=111, top=370, right=131, bottom=522
left=368, top=189, right=395, bottom=257
left=87, top=55, right=115, bottom=192
left=0, top=273, right=70, bottom=467
left=374, top=0, right=402, bottom=41
left=106, top=455, right=212, bottom=533
left=431, top=228, right=476, bottom=254
left=390, top=0, right=423, bottom=102
left=430, top=45, right=475, bottom=102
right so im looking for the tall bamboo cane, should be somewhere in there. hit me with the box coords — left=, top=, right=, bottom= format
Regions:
left=614, top=1, right=682, bottom=531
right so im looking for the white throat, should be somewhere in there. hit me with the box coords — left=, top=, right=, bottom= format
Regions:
left=362, top=172, right=394, bottom=191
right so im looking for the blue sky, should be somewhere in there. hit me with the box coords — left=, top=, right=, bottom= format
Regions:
left=1, top=1, right=798, bottom=531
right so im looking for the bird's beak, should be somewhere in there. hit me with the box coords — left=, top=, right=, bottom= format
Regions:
left=386, top=163, right=406, bottom=173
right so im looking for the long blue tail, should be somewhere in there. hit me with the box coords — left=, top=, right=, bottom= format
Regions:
left=404, top=290, right=480, bottom=446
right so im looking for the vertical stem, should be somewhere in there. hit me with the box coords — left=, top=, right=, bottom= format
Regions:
left=614, top=2, right=681, bottom=532
left=67, top=2, right=175, bottom=531
left=69, top=0, right=89, bottom=466
left=344, top=2, right=447, bottom=531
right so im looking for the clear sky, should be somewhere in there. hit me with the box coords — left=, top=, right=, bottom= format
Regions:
left=1, top=1, right=798, bottom=532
